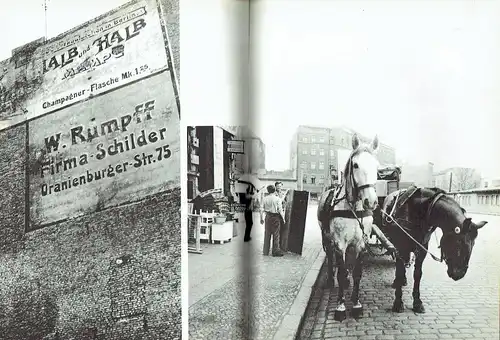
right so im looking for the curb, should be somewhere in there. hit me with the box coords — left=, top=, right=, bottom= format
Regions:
left=272, top=249, right=326, bottom=340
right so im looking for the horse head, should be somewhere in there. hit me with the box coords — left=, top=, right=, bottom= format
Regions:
left=344, top=134, right=380, bottom=211
left=430, top=193, right=488, bottom=281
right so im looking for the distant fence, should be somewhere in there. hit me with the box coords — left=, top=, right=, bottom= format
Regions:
left=449, top=189, right=500, bottom=216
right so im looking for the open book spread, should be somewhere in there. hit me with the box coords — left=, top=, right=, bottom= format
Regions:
left=0, top=1, right=499, bottom=340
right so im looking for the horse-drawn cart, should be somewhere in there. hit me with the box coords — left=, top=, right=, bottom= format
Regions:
left=368, top=166, right=402, bottom=251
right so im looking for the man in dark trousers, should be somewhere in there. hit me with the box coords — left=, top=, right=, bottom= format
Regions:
left=275, top=181, right=289, bottom=252
left=260, top=184, right=285, bottom=257
left=243, top=184, right=255, bottom=242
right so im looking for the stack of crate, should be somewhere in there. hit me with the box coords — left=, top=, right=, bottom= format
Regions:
left=199, top=210, right=216, bottom=241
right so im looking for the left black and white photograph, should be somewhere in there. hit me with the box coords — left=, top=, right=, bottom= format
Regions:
left=0, top=0, right=180, bottom=339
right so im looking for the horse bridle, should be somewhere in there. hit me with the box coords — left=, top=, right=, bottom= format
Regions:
left=342, top=156, right=381, bottom=257
left=426, top=192, right=470, bottom=267
left=347, top=157, right=376, bottom=204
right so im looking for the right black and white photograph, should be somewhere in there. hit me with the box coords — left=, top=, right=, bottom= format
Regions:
left=187, top=0, right=499, bottom=339
left=250, top=1, right=500, bottom=339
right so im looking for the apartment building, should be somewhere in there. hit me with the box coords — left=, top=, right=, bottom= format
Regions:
left=290, top=125, right=396, bottom=197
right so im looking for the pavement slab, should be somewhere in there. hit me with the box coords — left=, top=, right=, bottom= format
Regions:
left=189, top=205, right=324, bottom=340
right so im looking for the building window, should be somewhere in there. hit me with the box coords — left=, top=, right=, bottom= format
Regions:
left=311, top=136, right=316, bottom=143
left=311, top=148, right=316, bottom=155
left=311, top=162, right=316, bottom=170
left=311, top=175, right=316, bottom=184
left=302, top=149, right=308, bottom=155
left=486, top=196, right=490, bottom=205
left=319, top=162, right=325, bottom=170
left=330, top=149, right=335, bottom=157
left=319, top=148, right=325, bottom=156
left=300, top=161, right=307, bottom=169
left=496, top=195, right=499, bottom=205
left=319, top=175, right=325, bottom=184
left=330, top=137, right=335, bottom=145
left=319, top=137, right=325, bottom=143
left=302, top=137, right=308, bottom=143
left=302, top=174, right=307, bottom=183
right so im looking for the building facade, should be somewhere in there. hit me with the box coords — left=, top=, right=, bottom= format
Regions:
left=257, top=170, right=298, bottom=191
left=400, top=162, right=435, bottom=187
left=226, top=126, right=266, bottom=176
left=290, top=125, right=396, bottom=197
left=187, top=126, right=266, bottom=200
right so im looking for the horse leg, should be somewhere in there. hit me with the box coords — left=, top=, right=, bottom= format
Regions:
left=351, top=250, right=365, bottom=319
left=334, top=249, right=347, bottom=321
left=322, top=230, right=336, bottom=288
left=392, top=252, right=408, bottom=288
left=325, top=244, right=335, bottom=288
left=391, top=254, right=406, bottom=313
left=412, top=248, right=428, bottom=313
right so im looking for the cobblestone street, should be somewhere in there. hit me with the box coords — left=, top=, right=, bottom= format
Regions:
left=298, top=213, right=500, bottom=340
left=189, top=204, right=322, bottom=340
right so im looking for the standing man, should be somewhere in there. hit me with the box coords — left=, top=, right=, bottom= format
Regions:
left=243, top=184, right=255, bottom=242
left=275, top=181, right=289, bottom=252
left=260, top=185, right=285, bottom=257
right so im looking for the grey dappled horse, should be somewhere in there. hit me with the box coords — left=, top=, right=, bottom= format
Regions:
left=317, top=134, right=386, bottom=321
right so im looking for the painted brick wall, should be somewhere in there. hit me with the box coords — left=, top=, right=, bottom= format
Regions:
left=0, top=125, right=181, bottom=339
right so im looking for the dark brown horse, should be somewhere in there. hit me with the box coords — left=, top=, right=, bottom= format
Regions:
left=381, top=186, right=488, bottom=313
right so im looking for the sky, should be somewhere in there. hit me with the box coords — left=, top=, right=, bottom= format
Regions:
left=2, top=0, right=500, bottom=179
left=251, top=0, right=500, bottom=178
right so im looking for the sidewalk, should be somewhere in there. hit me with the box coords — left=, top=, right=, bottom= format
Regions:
left=188, top=204, right=323, bottom=340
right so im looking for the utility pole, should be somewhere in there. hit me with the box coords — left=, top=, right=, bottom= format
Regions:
left=300, top=169, right=304, bottom=191
left=449, top=172, right=453, bottom=192
left=43, top=0, right=49, bottom=39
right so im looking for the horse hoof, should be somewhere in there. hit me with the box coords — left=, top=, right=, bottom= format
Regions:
left=412, top=304, right=426, bottom=314
left=334, top=310, right=346, bottom=322
left=392, top=300, right=405, bottom=313
left=351, top=306, right=363, bottom=319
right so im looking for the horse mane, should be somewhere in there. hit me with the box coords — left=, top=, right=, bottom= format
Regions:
left=428, top=187, right=447, bottom=195
left=342, top=145, right=374, bottom=203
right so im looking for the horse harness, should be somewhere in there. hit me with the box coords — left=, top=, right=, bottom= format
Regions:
left=321, top=156, right=378, bottom=255
left=381, top=186, right=446, bottom=263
